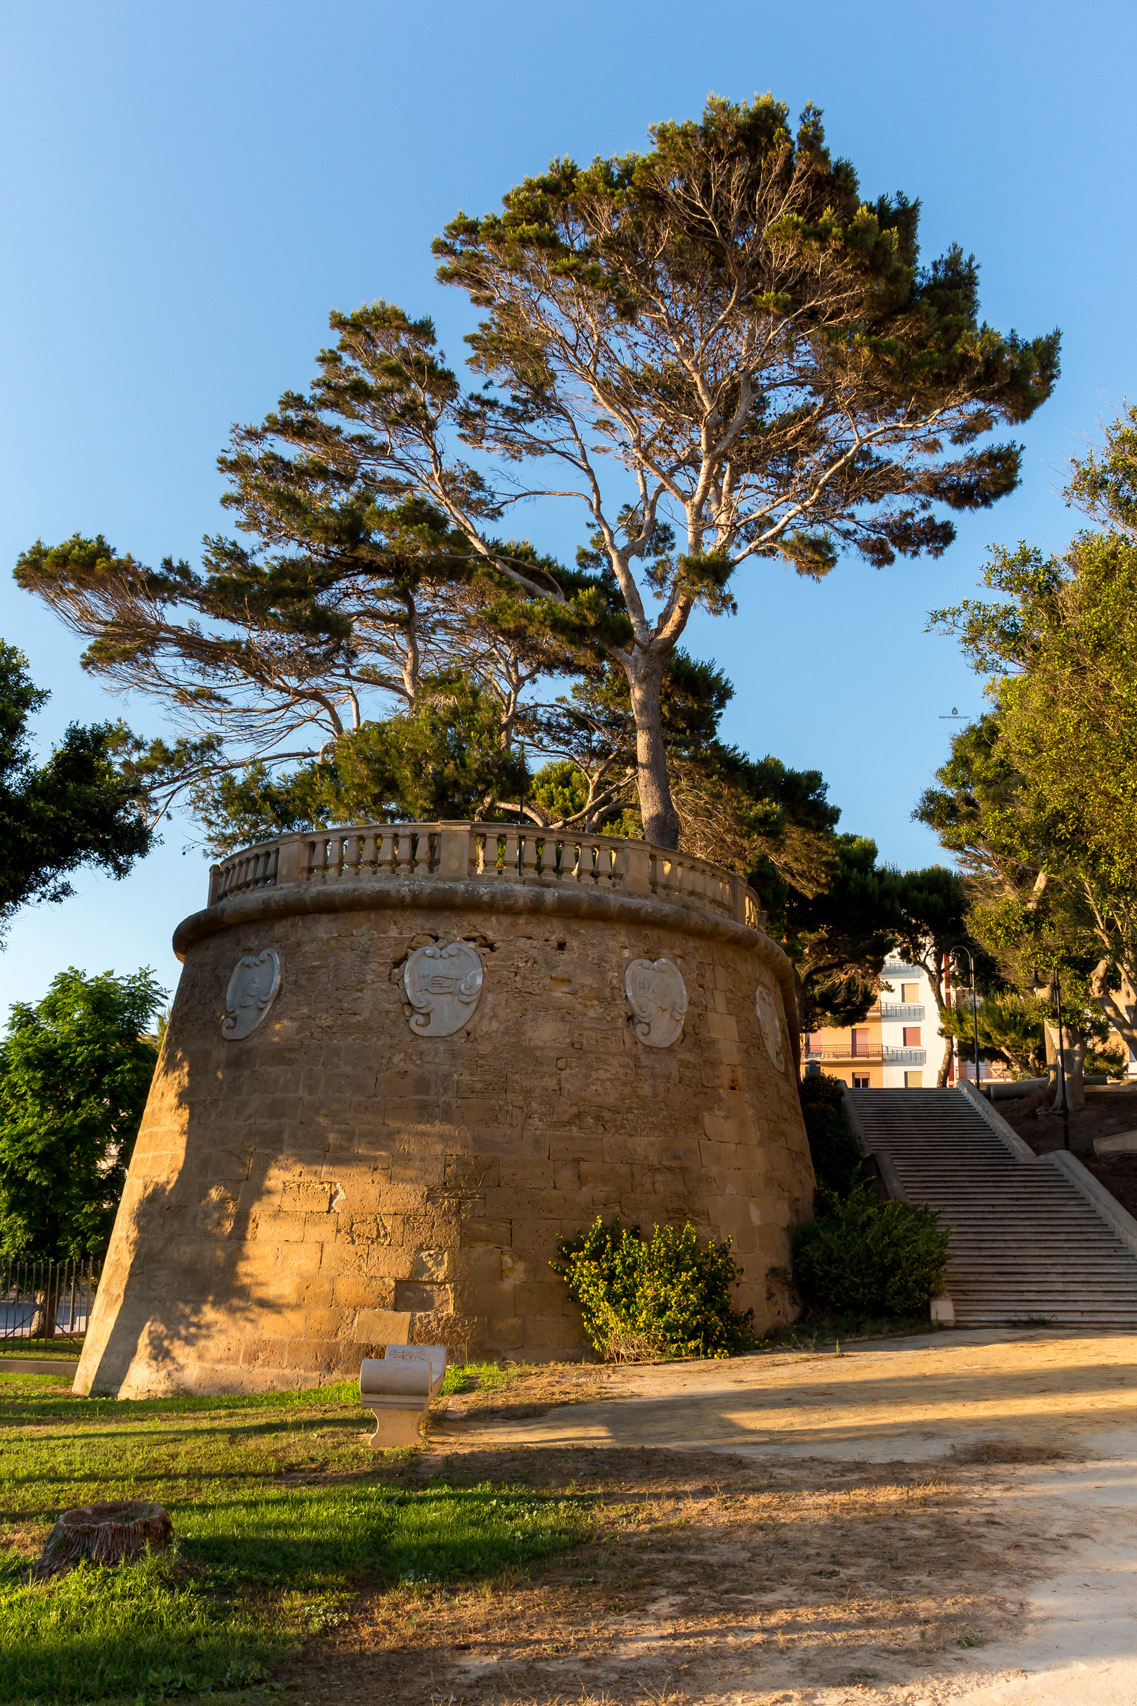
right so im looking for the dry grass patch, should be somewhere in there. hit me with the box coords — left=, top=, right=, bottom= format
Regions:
left=283, top=1444, right=1063, bottom=1705
left=949, top=1438, right=1082, bottom=1466
left=436, top=1362, right=610, bottom=1425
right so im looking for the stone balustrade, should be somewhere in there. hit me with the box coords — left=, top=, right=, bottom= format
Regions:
left=207, top=821, right=764, bottom=931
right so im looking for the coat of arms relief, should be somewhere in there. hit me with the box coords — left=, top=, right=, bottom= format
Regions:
left=403, top=941, right=484, bottom=1036
left=623, top=956, right=688, bottom=1048
left=222, top=949, right=282, bottom=1040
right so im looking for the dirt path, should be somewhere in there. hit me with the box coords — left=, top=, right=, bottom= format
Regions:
left=424, top=1329, right=1137, bottom=1704
left=438, top=1327, right=1137, bottom=1462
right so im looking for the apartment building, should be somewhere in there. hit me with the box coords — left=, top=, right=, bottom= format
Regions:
left=802, top=954, right=948, bottom=1088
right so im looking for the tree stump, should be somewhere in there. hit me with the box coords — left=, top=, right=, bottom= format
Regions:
left=30, top=1500, right=173, bottom=1579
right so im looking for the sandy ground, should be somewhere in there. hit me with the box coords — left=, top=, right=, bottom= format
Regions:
left=430, top=1329, right=1137, bottom=1704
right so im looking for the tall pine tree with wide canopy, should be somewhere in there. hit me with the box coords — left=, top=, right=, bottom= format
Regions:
left=18, top=94, right=1058, bottom=853
left=427, top=93, right=1059, bottom=844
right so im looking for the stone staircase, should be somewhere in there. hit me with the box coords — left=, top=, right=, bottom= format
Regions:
left=847, top=1087, right=1137, bottom=1326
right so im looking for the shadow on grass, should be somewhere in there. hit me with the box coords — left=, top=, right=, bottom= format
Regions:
left=0, top=1477, right=588, bottom=1704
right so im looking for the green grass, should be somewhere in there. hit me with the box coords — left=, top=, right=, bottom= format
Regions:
left=439, top=1359, right=515, bottom=1397
left=0, top=1345, right=81, bottom=1361
left=0, top=1370, right=587, bottom=1704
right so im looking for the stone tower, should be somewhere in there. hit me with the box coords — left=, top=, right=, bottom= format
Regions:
left=75, top=823, right=814, bottom=1396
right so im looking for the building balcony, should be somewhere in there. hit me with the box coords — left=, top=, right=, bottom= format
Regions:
left=803, top=1044, right=882, bottom=1062
left=881, top=964, right=924, bottom=979
left=882, top=1047, right=927, bottom=1065
left=881, top=1003, right=924, bottom=1021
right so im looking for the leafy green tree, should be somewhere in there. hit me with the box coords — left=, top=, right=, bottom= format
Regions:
left=920, top=417, right=1137, bottom=1098
left=0, top=968, right=165, bottom=1273
left=919, top=716, right=1120, bottom=1105
left=0, top=643, right=151, bottom=942
left=938, top=991, right=1047, bottom=1079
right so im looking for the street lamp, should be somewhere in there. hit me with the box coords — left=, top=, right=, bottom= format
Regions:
left=949, top=946, right=982, bottom=1095
left=1053, top=968, right=1071, bottom=1151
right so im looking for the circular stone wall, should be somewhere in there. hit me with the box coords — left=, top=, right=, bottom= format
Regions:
left=75, top=879, right=815, bottom=1397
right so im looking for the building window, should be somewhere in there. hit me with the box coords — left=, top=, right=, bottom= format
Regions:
left=901, top=982, right=920, bottom=1004
left=904, top=1070, right=923, bottom=1088
left=851, top=1028, right=870, bottom=1056
left=903, top=1026, right=921, bottom=1047
left=852, top=1073, right=870, bottom=1089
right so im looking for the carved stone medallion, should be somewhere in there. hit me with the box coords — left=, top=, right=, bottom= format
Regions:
left=404, top=941, right=484, bottom=1036
left=222, top=949, right=281, bottom=1040
left=624, top=956, right=688, bottom=1049
left=755, top=980, right=787, bottom=1073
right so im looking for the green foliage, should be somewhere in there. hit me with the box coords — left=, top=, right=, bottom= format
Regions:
left=528, top=758, right=591, bottom=822
left=939, top=991, right=1050, bottom=1077
left=799, top=1073, right=863, bottom=1199
left=0, top=967, right=165, bottom=1258
left=195, top=672, right=527, bottom=852
left=552, top=1217, right=754, bottom=1360
left=775, top=834, right=899, bottom=1029
left=792, top=1185, right=949, bottom=1318
left=0, top=641, right=151, bottom=939
left=792, top=1078, right=949, bottom=1318
left=0, top=1373, right=586, bottom=1702
left=920, top=423, right=1137, bottom=1062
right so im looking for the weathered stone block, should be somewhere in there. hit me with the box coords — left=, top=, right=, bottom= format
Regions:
left=459, top=1218, right=512, bottom=1247
left=484, top=1315, right=525, bottom=1349
left=353, top=1308, right=410, bottom=1343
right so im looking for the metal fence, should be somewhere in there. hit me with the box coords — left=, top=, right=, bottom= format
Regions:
left=0, top=1258, right=101, bottom=1348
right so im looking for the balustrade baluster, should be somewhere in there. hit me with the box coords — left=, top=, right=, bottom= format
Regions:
left=204, top=821, right=762, bottom=926
left=495, top=829, right=517, bottom=875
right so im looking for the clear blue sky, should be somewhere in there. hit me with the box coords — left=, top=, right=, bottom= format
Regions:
left=2, top=0, right=1134, bottom=1015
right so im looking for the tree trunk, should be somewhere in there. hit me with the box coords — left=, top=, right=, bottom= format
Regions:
left=1044, top=1023, right=1087, bottom=1110
left=929, top=984, right=954, bottom=1088
left=627, top=663, right=680, bottom=850
left=1092, top=966, right=1137, bottom=1066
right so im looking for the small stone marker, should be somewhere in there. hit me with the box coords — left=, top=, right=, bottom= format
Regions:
left=31, top=1499, right=173, bottom=1579
left=1094, top=1130, right=1137, bottom=1157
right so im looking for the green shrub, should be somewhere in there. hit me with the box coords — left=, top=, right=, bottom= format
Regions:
left=791, top=1183, right=949, bottom=1317
left=552, top=1218, right=754, bottom=1361
left=799, top=1071, right=863, bottom=1199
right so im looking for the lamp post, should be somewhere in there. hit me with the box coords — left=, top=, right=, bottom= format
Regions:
left=950, top=946, right=982, bottom=1095
left=1053, top=968, right=1071, bottom=1151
